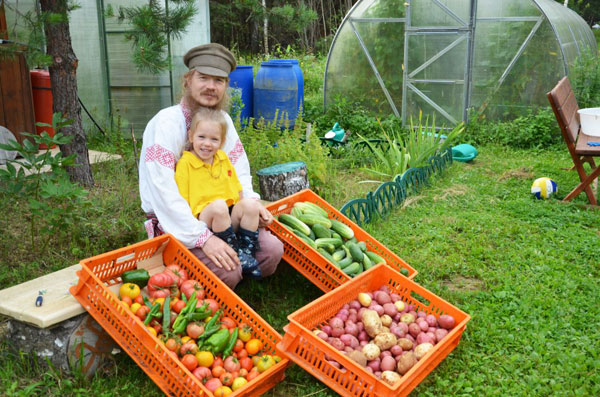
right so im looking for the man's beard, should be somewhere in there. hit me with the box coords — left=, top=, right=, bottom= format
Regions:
left=183, top=90, right=225, bottom=112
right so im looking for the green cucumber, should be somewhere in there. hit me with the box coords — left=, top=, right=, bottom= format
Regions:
left=317, top=248, right=339, bottom=267
left=298, top=213, right=332, bottom=229
left=357, top=241, right=367, bottom=252
left=330, top=219, right=354, bottom=240
left=279, top=213, right=311, bottom=236
left=332, top=249, right=346, bottom=262
left=362, top=254, right=374, bottom=271
left=337, top=256, right=353, bottom=268
left=348, top=242, right=364, bottom=262
left=366, top=251, right=386, bottom=266
left=341, top=262, right=361, bottom=276
left=315, top=238, right=343, bottom=249
left=312, top=223, right=332, bottom=239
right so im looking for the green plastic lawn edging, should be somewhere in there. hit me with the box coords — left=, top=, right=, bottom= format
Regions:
left=340, top=147, right=453, bottom=226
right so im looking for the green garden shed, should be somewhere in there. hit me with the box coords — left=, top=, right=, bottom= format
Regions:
left=325, top=0, right=597, bottom=125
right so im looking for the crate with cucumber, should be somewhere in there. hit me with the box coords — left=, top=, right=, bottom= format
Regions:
left=277, top=201, right=411, bottom=278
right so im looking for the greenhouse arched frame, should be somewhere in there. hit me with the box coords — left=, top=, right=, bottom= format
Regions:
left=324, top=0, right=597, bottom=125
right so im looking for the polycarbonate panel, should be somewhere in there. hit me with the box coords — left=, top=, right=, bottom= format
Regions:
left=407, top=33, right=467, bottom=80
left=106, top=33, right=170, bottom=87
left=70, top=3, right=110, bottom=130
left=411, top=0, right=469, bottom=27
left=473, top=19, right=563, bottom=119
left=476, top=0, right=539, bottom=19
left=111, top=87, right=171, bottom=136
left=354, top=21, right=406, bottom=112
left=355, top=0, right=406, bottom=19
left=405, top=82, right=465, bottom=125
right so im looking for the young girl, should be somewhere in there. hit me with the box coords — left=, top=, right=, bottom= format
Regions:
left=175, top=108, right=263, bottom=279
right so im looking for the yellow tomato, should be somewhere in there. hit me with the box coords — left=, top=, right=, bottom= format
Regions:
left=195, top=351, right=214, bottom=367
left=169, top=297, right=179, bottom=309
left=204, top=315, right=212, bottom=324
left=181, top=336, right=192, bottom=344
left=214, top=386, right=232, bottom=397
left=129, top=302, right=142, bottom=314
left=154, top=297, right=165, bottom=310
left=231, top=376, right=248, bottom=391
left=146, top=326, right=157, bottom=337
left=238, top=323, right=253, bottom=342
left=245, top=338, right=263, bottom=355
left=119, top=283, right=141, bottom=299
left=272, top=355, right=282, bottom=363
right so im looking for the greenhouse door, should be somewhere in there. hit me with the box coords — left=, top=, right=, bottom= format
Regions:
left=402, top=0, right=475, bottom=126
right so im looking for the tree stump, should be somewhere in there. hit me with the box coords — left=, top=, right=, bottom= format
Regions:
left=256, top=161, right=309, bottom=201
left=0, top=313, right=118, bottom=377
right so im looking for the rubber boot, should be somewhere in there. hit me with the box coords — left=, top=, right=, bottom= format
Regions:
left=237, top=227, right=262, bottom=280
left=213, top=226, right=260, bottom=278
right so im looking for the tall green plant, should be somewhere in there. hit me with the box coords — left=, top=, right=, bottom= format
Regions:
left=405, top=115, right=464, bottom=168
left=0, top=114, right=91, bottom=254
left=571, top=48, right=600, bottom=109
left=357, top=127, right=410, bottom=182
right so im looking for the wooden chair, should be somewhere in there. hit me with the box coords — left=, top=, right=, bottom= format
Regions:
left=547, top=77, right=600, bottom=205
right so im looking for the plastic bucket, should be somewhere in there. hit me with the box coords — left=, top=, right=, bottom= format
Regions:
left=266, top=59, right=304, bottom=115
left=229, top=65, right=254, bottom=127
left=578, top=108, right=600, bottom=137
left=30, top=70, right=55, bottom=149
left=254, top=62, right=298, bottom=128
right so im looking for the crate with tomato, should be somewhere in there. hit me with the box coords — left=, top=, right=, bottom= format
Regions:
left=70, top=234, right=289, bottom=396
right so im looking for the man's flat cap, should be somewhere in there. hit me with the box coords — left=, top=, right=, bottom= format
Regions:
left=183, top=43, right=236, bottom=78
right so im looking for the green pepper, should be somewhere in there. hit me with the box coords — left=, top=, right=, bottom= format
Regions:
left=143, top=302, right=161, bottom=326
left=162, top=296, right=171, bottom=335
left=204, top=328, right=230, bottom=355
left=122, top=269, right=150, bottom=288
left=222, top=327, right=238, bottom=358
left=198, top=309, right=223, bottom=342
left=171, top=291, right=197, bottom=334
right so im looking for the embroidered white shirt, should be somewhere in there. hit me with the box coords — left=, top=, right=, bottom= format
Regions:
left=139, top=104, right=259, bottom=248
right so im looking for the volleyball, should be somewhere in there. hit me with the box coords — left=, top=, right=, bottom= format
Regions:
left=531, top=177, right=557, bottom=200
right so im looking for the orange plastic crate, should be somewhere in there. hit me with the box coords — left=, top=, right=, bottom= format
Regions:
left=266, top=189, right=417, bottom=293
left=277, top=264, right=470, bottom=397
left=70, top=234, right=290, bottom=396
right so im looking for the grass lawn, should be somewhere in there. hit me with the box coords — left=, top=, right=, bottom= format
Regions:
left=1, top=142, right=599, bottom=396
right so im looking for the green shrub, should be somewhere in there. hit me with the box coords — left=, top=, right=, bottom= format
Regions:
left=464, top=107, right=561, bottom=149
left=571, top=48, right=600, bottom=109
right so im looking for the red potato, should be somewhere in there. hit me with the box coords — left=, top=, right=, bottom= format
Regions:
left=383, top=303, right=398, bottom=317
left=390, top=293, right=401, bottom=302
left=438, top=314, right=456, bottom=330
left=370, top=304, right=385, bottom=316
left=367, top=358, right=381, bottom=372
left=329, top=337, right=345, bottom=351
left=340, top=334, right=359, bottom=348
left=349, top=300, right=361, bottom=311
left=408, top=323, right=421, bottom=338
left=416, top=332, right=435, bottom=345
left=374, top=291, right=391, bottom=305
left=380, top=355, right=396, bottom=372
left=316, top=331, right=328, bottom=341
left=417, top=320, right=429, bottom=332
left=331, top=327, right=344, bottom=337
left=425, top=314, right=437, bottom=327
left=345, top=322, right=359, bottom=337
left=357, top=331, right=369, bottom=342
left=329, top=317, right=344, bottom=329
left=321, top=325, right=332, bottom=336
left=434, top=328, right=449, bottom=342
left=390, top=344, right=403, bottom=356
left=416, top=311, right=427, bottom=318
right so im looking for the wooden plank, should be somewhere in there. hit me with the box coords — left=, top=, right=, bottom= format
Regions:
left=0, top=53, right=35, bottom=143
left=0, top=264, right=86, bottom=328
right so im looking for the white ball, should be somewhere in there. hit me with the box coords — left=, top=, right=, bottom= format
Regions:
left=531, top=177, right=557, bottom=200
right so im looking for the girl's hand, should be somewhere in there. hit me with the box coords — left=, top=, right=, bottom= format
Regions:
left=258, top=205, right=273, bottom=227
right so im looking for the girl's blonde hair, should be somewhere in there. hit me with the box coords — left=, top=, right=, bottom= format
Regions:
left=186, top=108, right=228, bottom=151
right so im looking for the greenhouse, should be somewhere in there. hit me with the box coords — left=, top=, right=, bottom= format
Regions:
left=325, top=0, right=597, bottom=125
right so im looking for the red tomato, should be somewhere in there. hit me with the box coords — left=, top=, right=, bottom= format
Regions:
left=165, top=264, right=188, bottom=287
left=219, top=372, right=233, bottom=386
left=135, top=305, right=149, bottom=321
left=186, top=322, right=205, bottom=339
left=239, top=357, right=253, bottom=372
left=200, top=298, right=219, bottom=315
left=204, top=377, right=222, bottom=393
left=220, top=317, right=237, bottom=330
left=180, top=279, right=205, bottom=300
left=147, top=272, right=176, bottom=299
left=237, top=349, right=248, bottom=359
left=246, top=368, right=260, bottom=381
left=180, top=342, right=198, bottom=356
left=165, top=338, right=179, bottom=353
left=134, top=295, right=144, bottom=305
left=233, top=339, right=244, bottom=353
left=212, top=356, right=223, bottom=369
left=223, top=356, right=241, bottom=373
left=212, top=365, right=225, bottom=378
left=121, top=296, right=133, bottom=307
left=238, top=368, right=248, bottom=378
left=172, top=300, right=186, bottom=314
left=192, top=366, right=213, bottom=384
left=181, top=354, right=198, bottom=371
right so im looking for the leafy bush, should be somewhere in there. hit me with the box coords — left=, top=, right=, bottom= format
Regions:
left=464, top=107, right=561, bottom=149
left=571, top=48, right=600, bottom=109
left=237, top=116, right=334, bottom=196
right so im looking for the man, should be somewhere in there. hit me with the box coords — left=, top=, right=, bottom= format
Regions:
left=139, top=43, right=283, bottom=289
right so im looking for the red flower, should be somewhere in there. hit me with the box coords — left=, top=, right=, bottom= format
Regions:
left=228, top=170, right=232, bottom=177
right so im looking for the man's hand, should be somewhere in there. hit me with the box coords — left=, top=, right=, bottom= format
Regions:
left=258, top=205, right=274, bottom=228
left=202, top=235, right=240, bottom=271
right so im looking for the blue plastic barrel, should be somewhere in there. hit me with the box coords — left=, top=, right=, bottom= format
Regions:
left=253, top=62, right=298, bottom=128
left=266, top=59, right=304, bottom=115
left=228, top=65, right=254, bottom=126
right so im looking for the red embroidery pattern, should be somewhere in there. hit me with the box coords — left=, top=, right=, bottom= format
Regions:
left=144, top=220, right=154, bottom=239
left=145, top=144, right=176, bottom=170
left=180, top=99, right=192, bottom=131
left=228, top=170, right=232, bottom=177
left=228, top=139, right=245, bottom=165
left=195, top=228, right=213, bottom=248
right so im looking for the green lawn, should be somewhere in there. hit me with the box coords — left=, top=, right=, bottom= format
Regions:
left=2, top=143, right=599, bottom=396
